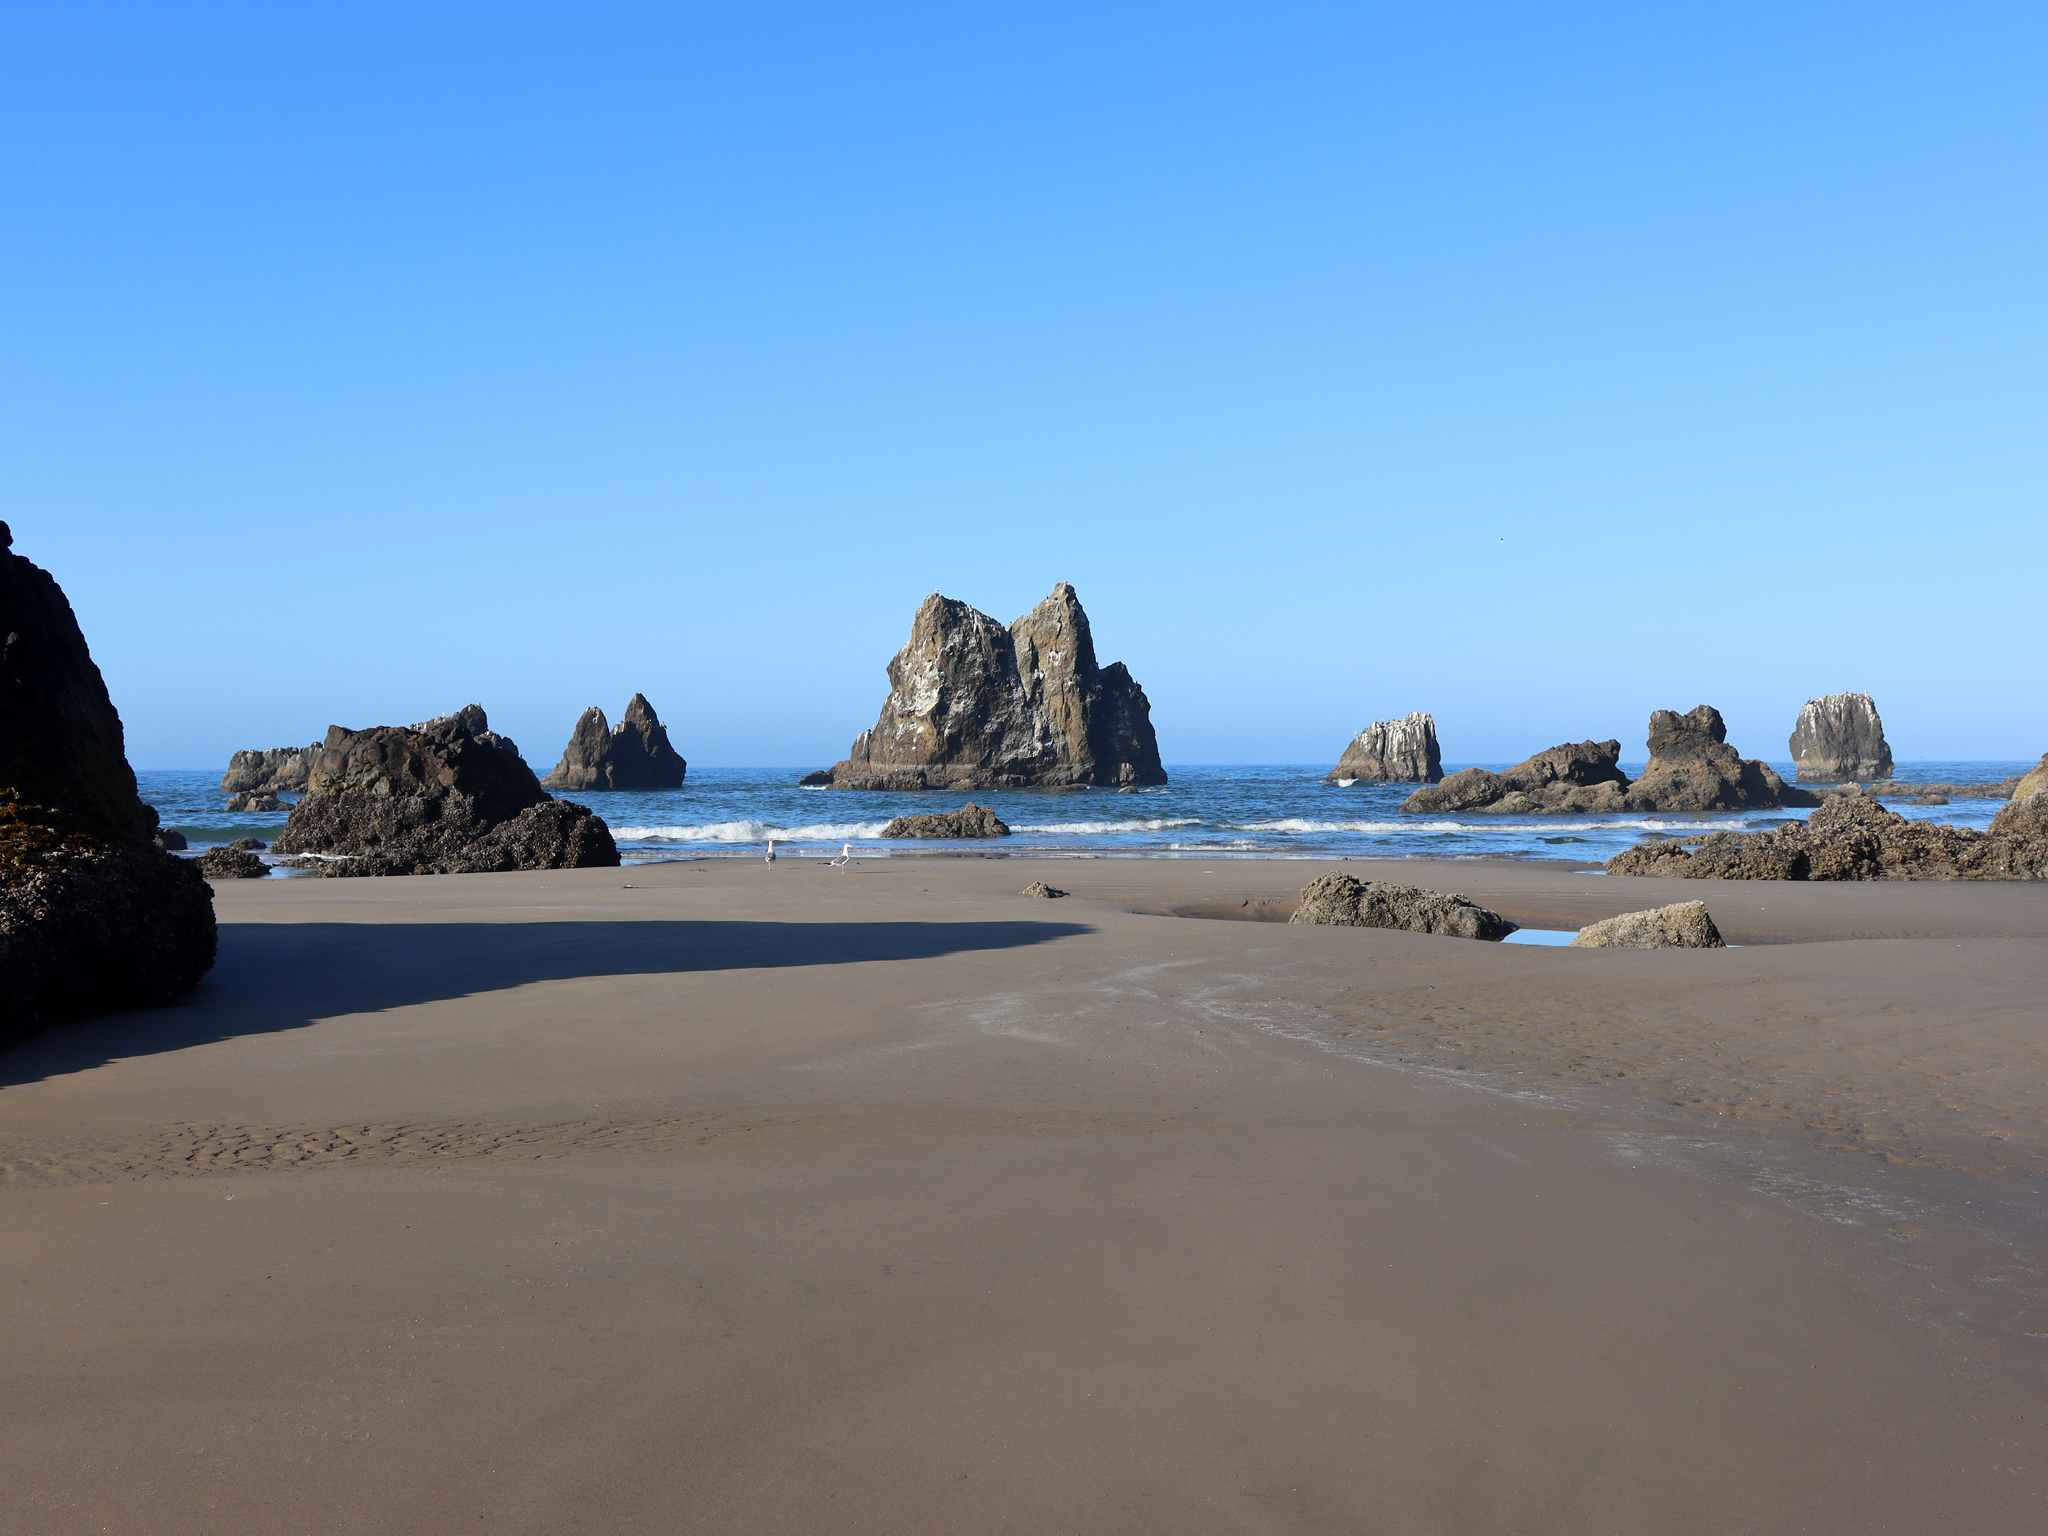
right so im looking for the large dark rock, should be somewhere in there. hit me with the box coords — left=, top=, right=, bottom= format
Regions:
left=1623, top=706, right=1817, bottom=812
left=1, top=521, right=216, bottom=1043
left=541, top=693, right=688, bottom=790
left=221, top=743, right=321, bottom=794
left=1401, top=739, right=1629, bottom=815
left=1789, top=692, right=1893, bottom=783
left=1327, top=712, right=1441, bottom=783
left=271, top=705, right=620, bottom=877
left=811, top=584, right=1165, bottom=791
left=191, top=847, right=268, bottom=880
left=881, top=804, right=1011, bottom=839
left=1287, top=871, right=1517, bottom=941
left=1606, top=792, right=2048, bottom=882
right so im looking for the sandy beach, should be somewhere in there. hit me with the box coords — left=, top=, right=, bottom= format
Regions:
left=4, top=856, right=2046, bottom=1532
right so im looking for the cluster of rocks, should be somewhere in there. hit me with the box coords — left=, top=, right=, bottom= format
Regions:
left=270, top=705, right=620, bottom=877
left=1326, top=712, right=1441, bottom=784
left=1789, top=692, right=1893, bottom=782
left=541, top=694, right=687, bottom=790
left=1606, top=790, right=2048, bottom=882
left=802, top=584, right=1165, bottom=791
left=881, top=804, right=1011, bottom=839
left=1288, top=872, right=1518, bottom=941
left=1, top=522, right=217, bottom=1042
left=1400, top=707, right=1815, bottom=815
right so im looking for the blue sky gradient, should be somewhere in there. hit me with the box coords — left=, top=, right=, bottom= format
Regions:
left=6, top=4, right=2043, bottom=768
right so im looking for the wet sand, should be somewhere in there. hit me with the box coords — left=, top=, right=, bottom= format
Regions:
left=3, top=856, right=2046, bottom=1532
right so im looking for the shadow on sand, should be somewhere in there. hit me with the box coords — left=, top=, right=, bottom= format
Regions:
left=0, top=917, right=1091, bottom=1087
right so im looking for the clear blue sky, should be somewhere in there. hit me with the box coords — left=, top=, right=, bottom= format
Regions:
left=7, top=3, right=2044, bottom=769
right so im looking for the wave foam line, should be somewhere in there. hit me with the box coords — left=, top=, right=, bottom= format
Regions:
left=613, top=820, right=892, bottom=844
left=1007, top=818, right=1203, bottom=835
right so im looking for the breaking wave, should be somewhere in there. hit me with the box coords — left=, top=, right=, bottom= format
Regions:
left=1006, top=817, right=1203, bottom=835
left=612, top=820, right=893, bottom=844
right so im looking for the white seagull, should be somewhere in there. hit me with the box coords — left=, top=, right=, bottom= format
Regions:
left=764, top=838, right=777, bottom=864
left=828, top=843, right=852, bottom=868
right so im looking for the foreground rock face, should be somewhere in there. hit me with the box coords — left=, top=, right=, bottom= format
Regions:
left=1606, top=792, right=2048, bottom=882
left=1327, top=713, right=1442, bottom=783
left=1402, top=739, right=1629, bottom=815
left=1, top=522, right=215, bottom=1041
left=221, top=743, right=321, bottom=794
left=1571, top=901, right=1726, bottom=949
left=541, top=694, right=688, bottom=790
left=1626, top=706, right=1817, bottom=812
left=881, top=804, right=1011, bottom=839
left=1288, top=872, right=1517, bottom=941
left=811, top=584, right=1165, bottom=791
left=1789, top=693, right=1893, bottom=782
left=271, top=705, right=620, bottom=877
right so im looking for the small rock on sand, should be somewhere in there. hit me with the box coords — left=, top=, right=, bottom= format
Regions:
left=1570, top=901, right=1726, bottom=949
left=1021, top=881, right=1068, bottom=898
left=1288, top=871, right=1516, bottom=941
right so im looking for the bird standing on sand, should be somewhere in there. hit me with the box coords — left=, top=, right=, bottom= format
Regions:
left=765, top=839, right=776, bottom=864
left=829, top=843, right=852, bottom=868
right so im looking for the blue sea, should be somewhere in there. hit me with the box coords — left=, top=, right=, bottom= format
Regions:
left=136, top=762, right=2033, bottom=874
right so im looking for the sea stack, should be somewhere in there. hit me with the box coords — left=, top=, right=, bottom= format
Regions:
left=541, top=693, right=688, bottom=790
left=0, top=521, right=216, bottom=1042
left=1327, top=712, right=1442, bottom=783
left=221, top=742, right=322, bottom=795
left=807, top=583, right=1165, bottom=791
left=1789, top=693, right=1893, bottom=782
left=1401, top=739, right=1629, bottom=815
left=271, top=705, right=621, bottom=876
left=1625, top=706, right=1816, bottom=812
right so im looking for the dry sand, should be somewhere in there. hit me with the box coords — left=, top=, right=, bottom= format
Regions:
left=3, top=855, right=2046, bottom=1532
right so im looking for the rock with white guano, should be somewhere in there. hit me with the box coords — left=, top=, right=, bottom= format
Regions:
left=1326, top=712, right=1442, bottom=783
left=1789, top=692, right=1893, bottom=782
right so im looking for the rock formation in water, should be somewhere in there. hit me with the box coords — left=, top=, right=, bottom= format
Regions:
left=1570, top=901, right=1726, bottom=949
left=1789, top=693, right=1893, bottom=782
left=1605, top=792, right=2048, bottom=882
left=1625, top=706, right=1817, bottom=812
left=221, top=743, right=321, bottom=795
left=541, top=694, right=688, bottom=790
left=807, top=584, right=1165, bottom=791
left=1288, top=871, right=1517, bottom=941
left=271, top=705, right=620, bottom=877
left=0, top=521, right=216, bottom=1043
left=1401, top=740, right=1630, bottom=815
left=1327, top=712, right=1442, bottom=783
left=880, top=804, right=1011, bottom=839
left=224, top=790, right=285, bottom=813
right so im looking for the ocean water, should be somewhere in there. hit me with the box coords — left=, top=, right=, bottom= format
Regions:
left=137, top=761, right=2033, bottom=872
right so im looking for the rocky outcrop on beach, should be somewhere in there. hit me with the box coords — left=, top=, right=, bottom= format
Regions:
left=1327, top=712, right=1442, bottom=783
left=541, top=694, right=688, bottom=791
left=1021, top=880, right=1068, bottom=898
left=271, top=705, right=620, bottom=877
left=1605, top=792, right=2048, bottom=882
left=1623, top=706, right=1817, bottom=812
left=191, top=847, right=268, bottom=880
left=1570, top=901, right=1726, bottom=949
left=808, top=584, right=1165, bottom=792
left=221, top=742, right=320, bottom=795
left=1288, top=871, right=1517, bottom=941
left=1401, top=739, right=1629, bottom=815
left=1789, top=693, right=1893, bottom=782
left=2013, top=754, right=2048, bottom=803
left=1, top=521, right=216, bottom=1042
left=881, top=804, right=1011, bottom=839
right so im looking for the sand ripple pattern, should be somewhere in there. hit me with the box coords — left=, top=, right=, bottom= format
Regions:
left=0, top=1109, right=1204, bottom=1185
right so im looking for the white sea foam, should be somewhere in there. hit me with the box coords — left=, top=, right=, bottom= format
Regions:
left=1008, top=817, right=1203, bottom=835
left=613, top=820, right=892, bottom=844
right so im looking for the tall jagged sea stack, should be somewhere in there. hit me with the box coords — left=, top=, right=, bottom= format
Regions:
left=0, top=522, right=216, bottom=1042
left=807, top=583, right=1165, bottom=790
left=1789, top=692, right=1893, bottom=782
left=542, top=693, right=688, bottom=790
left=1327, top=712, right=1441, bottom=783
